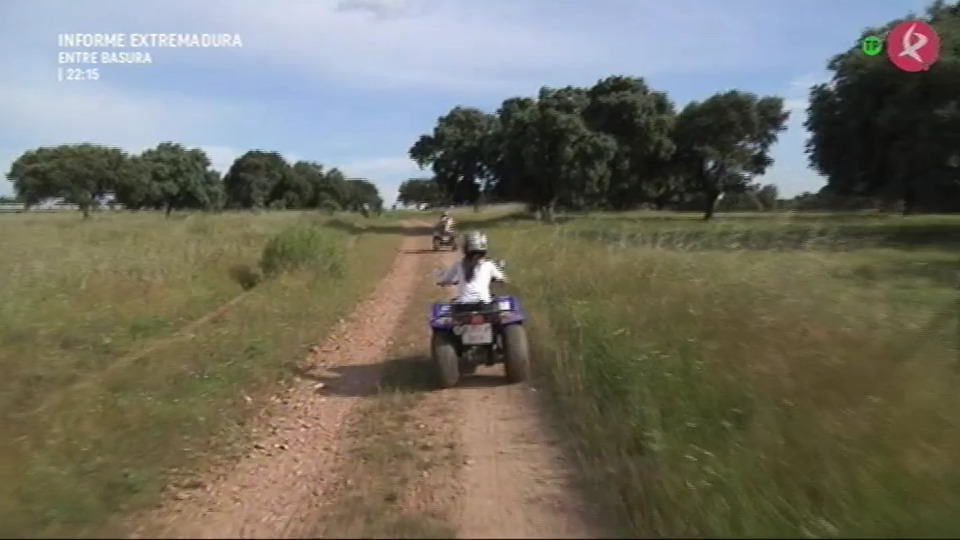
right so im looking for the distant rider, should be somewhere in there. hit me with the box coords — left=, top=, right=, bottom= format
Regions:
left=437, top=231, right=506, bottom=304
left=436, top=211, right=455, bottom=237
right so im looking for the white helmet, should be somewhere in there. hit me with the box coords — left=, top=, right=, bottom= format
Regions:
left=462, top=230, right=488, bottom=255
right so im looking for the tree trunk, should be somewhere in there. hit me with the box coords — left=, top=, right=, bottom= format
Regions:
left=902, top=183, right=917, bottom=215
left=473, top=188, right=483, bottom=213
left=654, top=191, right=673, bottom=211
left=81, top=205, right=91, bottom=219
left=542, top=198, right=558, bottom=224
left=702, top=190, right=720, bottom=221
left=165, top=202, right=173, bottom=218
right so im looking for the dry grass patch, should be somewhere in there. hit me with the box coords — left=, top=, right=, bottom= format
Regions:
left=487, top=213, right=960, bottom=537
left=0, top=211, right=401, bottom=537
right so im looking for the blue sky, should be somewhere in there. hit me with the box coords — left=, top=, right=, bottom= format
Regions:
left=0, top=0, right=929, bottom=202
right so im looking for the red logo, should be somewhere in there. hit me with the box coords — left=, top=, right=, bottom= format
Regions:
left=886, top=20, right=940, bottom=72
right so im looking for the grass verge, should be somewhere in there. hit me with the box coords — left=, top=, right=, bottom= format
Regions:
left=485, top=213, right=960, bottom=537
left=0, top=211, right=401, bottom=538
left=313, top=255, right=459, bottom=539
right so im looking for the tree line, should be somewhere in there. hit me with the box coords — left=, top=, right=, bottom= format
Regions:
left=406, top=79, right=789, bottom=221
left=398, top=175, right=784, bottom=213
left=404, top=1, right=960, bottom=219
left=5, top=143, right=384, bottom=218
left=7, top=3, right=957, bottom=220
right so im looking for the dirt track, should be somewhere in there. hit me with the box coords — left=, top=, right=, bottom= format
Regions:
left=133, top=223, right=598, bottom=539
left=452, top=371, right=600, bottom=538
left=428, top=248, right=600, bottom=539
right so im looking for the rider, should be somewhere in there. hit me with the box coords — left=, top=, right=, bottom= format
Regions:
left=437, top=230, right=506, bottom=304
left=436, top=211, right=455, bottom=237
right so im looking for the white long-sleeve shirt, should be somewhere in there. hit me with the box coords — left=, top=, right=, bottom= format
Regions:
left=440, top=259, right=505, bottom=303
left=437, top=218, right=455, bottom=234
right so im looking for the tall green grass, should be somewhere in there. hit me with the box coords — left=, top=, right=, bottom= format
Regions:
left=490, top=214, right=960, bottom=537
left=260, top=223, right=346, bottom=277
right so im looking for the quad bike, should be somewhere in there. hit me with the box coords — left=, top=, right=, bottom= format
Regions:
left=428, top=262, right=530, bottom=388
left=431, top=229, right=458, bottom=251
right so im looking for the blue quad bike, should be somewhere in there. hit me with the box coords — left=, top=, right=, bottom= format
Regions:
left=428, top=272, right=530, bottom=388
left=432, top=230, right=458, bottom=251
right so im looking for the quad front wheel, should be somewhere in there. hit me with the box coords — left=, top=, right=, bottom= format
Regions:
left=502, top=324, right=530, bottom=383
left=431, top=330, right=460, bottom=388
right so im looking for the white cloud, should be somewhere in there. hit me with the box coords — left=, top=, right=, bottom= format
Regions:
left=785, top=98, right=808, bottom=114
left=340, top=156, right=423, bottom=202
left=341, top=156, right=419, bottom=178
left=753, top=71, right=833, bottom=197
left=782, top=70, right=831, bottom=122
left=0, top=68, right=253, bottom=195
left=200, top=146, right=253, bottom=175
left=335, top=0, right=417, bottom=18
left=1, top=1, right=787, bottom=95
left=0, top=79, right=246, bottom=149
left=789, top=71, right=831, bottom=93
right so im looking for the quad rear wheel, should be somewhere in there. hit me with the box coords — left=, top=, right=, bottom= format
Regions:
left=502, top=324, right=530, bottom=383
left=431, top=330, right=460, bottom=388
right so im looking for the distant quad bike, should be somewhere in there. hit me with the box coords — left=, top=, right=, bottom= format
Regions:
left=429, top=266, right=530, bottom=388
left=432, top=230, right=458, bottom=251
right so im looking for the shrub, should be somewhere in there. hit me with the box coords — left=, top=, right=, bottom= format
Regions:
left=259, top=224, right=345, bottom=278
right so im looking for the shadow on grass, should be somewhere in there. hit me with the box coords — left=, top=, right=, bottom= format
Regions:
left=570, top=222, right=960, bottom=252
left=227, top=263, right=263, bottom=290
left=401, top=249, right=447, bottom=255
left=321, top=218, right=423, bottom=237
left=847, top=259, right=960, bottom=288
left=580, top=211, right=903, bottom=223
left=322, top=213, right=528, bottom=238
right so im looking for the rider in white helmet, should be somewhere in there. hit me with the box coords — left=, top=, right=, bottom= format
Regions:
left=436, top=210, right=455, bottom=236
left=437, top=230, right=506, bottom=304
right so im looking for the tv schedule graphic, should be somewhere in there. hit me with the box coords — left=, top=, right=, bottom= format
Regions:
left=861, top=20, right=941, bottom=72
left=56, top=33, right=244, bottom=82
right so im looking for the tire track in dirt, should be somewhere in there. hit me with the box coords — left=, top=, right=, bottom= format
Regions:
left=130, top=224, right=428, bottom=539
left=421, top=249, right=603, bottom=538
left=452, top=377, right=601, bottom=538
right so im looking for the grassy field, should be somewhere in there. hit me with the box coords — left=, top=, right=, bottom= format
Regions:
left=0, top=211, right=402, bottom=538
left=454, top=210, right=960, bottom=537
left=3, top=206, right=957, bottom=538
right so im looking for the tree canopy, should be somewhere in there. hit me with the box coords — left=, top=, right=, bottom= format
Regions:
left=408, top=76, right=789, bottom=220
left=805, top=0, right=960, bottom=213
left=397, top=177, right=444, bottom=207
left=8, top=144, right=135, bottom=217
left=405, top=1, right=960, bottom=218
left=5, top=143, right=384, bottom=217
